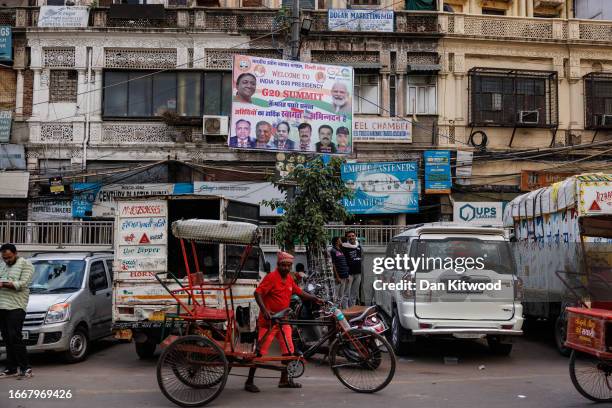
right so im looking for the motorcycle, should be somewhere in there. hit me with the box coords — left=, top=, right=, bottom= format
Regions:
left=291, top=282, right=387, bottom=355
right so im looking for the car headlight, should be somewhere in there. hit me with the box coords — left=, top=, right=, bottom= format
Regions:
left=45, top=303, right=71, bottom=324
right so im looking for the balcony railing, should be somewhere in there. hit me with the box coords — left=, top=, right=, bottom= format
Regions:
left=260, top=224, right=408, bottom=247
left=0, top=221, right=407, bottom=249
left=0, top=221, right=114, bottom=248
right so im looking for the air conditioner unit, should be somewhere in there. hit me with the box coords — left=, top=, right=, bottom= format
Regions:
left=202, top=115, right=229, bottom=136
left=594, top=114, right=612, bottom=128
left=517, top=110, right=539, bottom=125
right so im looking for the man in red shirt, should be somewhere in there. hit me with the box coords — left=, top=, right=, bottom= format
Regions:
left=244, top=251, right=321, bottom=393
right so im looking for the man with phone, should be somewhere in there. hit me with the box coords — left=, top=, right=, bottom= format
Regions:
left=0, top=244, right=34, bottom=379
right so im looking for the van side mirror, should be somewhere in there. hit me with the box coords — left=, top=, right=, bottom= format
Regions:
left=264, top=261, right=271, bottom=273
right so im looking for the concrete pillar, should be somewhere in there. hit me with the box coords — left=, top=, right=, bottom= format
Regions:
left=15, top=70, right=24, bottom=118
left=396, top=73, right=405, bottom=117
left=527, top=0, right=534, bottom=17
left=91, top=69, right=103, bottom=121
left=438, top=0, right=444, bottom=12
left=396, top=213, right=407, bottom=226
left=31, top=69, right=44, bottom=119
left=76, top=70, right=87, bottom=118
left=455, top=75, right=464, bottom=122
left=381, top=73, right=390, bottom=117
left=519, top=0, right=526, bottom=17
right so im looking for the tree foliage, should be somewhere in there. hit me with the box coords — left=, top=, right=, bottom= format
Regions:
left=264, top=156, right=353, bottom=252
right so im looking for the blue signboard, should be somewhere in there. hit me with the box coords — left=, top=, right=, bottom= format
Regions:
left=424, top=150, right=451, bottom=194
left=72, top=182, right=101, bottom=218
left=341, top=161, right=419, bottom=214
left=0, top=26, right=12, bottom=61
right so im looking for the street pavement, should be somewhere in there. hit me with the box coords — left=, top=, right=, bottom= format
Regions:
left=0, top=324, right=596, bottom=408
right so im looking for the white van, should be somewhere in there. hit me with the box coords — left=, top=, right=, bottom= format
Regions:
left=374, top=223, right=523, bottom=355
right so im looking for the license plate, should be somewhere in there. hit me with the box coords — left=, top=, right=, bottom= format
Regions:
left=149, top=311, right=166, bottom=321
left=453, top=333, right=484, bottom=339
left=22, top=331, right=29, bottom=340
left=114, top=329, right=133, bottom=341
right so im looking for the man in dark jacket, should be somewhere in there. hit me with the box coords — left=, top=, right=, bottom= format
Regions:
left=342, top=231, right=362, bottom=306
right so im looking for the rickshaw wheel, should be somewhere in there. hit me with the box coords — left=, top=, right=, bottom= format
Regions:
left=157, top=335, right=229, bottom=407
left=569, top=350, right=612, bottom=403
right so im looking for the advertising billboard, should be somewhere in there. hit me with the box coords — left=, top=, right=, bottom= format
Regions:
left=0, top=26, right=11, bottom=61
left=341, top=161, right=419, bottom=214
left=353, top=116, right=412, bottom=143
left=453, top=202, right=504, bottom=226
left=230, top=55, right=353, bottom=154
left=328, top=9, right=394, bottom=33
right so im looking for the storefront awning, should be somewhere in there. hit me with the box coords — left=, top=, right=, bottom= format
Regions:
left=0, top=171, right=29, bottom=198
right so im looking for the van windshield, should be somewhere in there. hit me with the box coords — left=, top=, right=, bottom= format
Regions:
left=412, top=238, right=515, bottom=275
left=29, top=260, right=86, bottom=293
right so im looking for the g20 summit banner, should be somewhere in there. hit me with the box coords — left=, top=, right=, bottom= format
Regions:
left=230, top=55, right=353, bottom=154
left=341, top=161, right=419, bottom=214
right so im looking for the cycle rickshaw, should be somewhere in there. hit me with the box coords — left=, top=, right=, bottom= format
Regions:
left=154, top=219, right=396, bottom=407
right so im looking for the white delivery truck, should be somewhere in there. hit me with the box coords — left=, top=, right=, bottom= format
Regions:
left=503, top=173, right=612, bottom=355
left=111, top=195, right=267, bottom=359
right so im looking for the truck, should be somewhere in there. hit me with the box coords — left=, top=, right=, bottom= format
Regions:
left=111, top=195, right=266, bottom=359
left=502, top=173, right=612, bottom=355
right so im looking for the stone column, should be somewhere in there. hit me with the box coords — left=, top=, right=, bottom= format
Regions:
left=91, top=69, right=103, bottom=122
left=76, top=70, right=87, bottom=118
left=396, top=72, right=405, bottom=117
left=15, top=70, right=24, bottom=118
left=519, top=0, right=526, bottom=17
left=31, top=69, right=44, bottom=120
left=527, top=0, right=534, bottom=17
left=381, top=72, right=390, bottom=117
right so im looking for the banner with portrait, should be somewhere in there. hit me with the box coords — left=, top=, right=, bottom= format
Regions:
left=229, top=55, right=354, bottom=154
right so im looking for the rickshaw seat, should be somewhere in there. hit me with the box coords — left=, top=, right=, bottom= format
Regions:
left=185, top=305, right=233, bottom=321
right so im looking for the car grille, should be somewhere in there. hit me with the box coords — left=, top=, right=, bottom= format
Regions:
left=0, top=333, right=40, bottom=347
left=23, top=312, right=46, bottom=328
left=43, top=332, right=63, bottom=344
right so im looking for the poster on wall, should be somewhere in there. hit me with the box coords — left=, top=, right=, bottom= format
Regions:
left=0, top=26, right=11, bottom=61
left=194, top=181, right=285, bottom=217
left=230, top=55, right=353, bottom=154
left=424, top=150, right=451, bottom=194
left=341, top=161, right=419, bottom=214
left=29, top=199, right=73, bottom=221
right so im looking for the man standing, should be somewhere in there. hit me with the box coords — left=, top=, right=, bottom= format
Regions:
left=229, top=119, right=255, bottom=148
left=330, top=237, right=350, bottom=309
left=342, top=231, right=362, bottom=307
left=245, top=251, right=321, bottom=393
left=0, top=244, right=34, bottom=379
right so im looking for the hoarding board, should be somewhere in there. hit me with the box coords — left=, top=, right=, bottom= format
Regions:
left=0, top=26, right=11, bottom=61
left=193, top=181, right=285, bottom=217
left=38, top=6, right=90, bottom=28
left=328, top=9, right=394, bottom=32
left=230, top=55, right=353, bottom=154
left=341, top=161, right=419, bottom=214
left=453, top=201, right=504, bottom=226
left=353, top=117, right=412, bottom=143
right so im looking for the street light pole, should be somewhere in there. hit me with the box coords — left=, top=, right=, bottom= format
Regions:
left=290, top=0, right=300, bottom=60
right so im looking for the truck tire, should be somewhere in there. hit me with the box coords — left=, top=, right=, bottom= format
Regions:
left=487, top=336, right=513, bottom=356
left=389, top=313, right=411, bottom=356
left=62, top=327, right=89, bottom=363
left=554, top=315, right=572, bottom=357
left=135, top=340, right=157, bottom=359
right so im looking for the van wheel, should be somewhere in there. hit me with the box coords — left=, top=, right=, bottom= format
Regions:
left=135, top=340, right=157, bottom=359
left=389, top=313, right=410, bottom=356
left=554, top=316, right=571, bottom=357
left=487, top=337, right=513, bottom=356
left=63, top=327, right=89, bottom=363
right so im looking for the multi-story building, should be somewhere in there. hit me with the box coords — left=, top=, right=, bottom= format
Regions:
left=0, top=0, right=610, bottom=226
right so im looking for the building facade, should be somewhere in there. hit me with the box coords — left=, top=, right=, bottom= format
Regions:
left=0, top=0, right=610, bottom=225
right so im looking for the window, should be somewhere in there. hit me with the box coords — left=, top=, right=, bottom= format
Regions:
left=469, top=68, right=558, bottom=128
left=406, top=76, right=436, bottom=115
left=354, top=73, right=379, bottom=114
left=352, top=0, right=381, bottom=5
left=105, top=260, right=114, bottom=282
left=103, top=71, right=231, bottom=118
left=49, top=70, right=78, bottom=103
left=89, top=261, right=109, bottom=291
left=584, top=72, right=612, bottom=129
left=482, top=8, right=506, bottom=16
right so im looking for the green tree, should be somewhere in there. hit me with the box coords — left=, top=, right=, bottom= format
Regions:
left=264, top=156, right=353, bottom=270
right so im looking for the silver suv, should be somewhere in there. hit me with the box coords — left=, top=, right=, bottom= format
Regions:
left=0, top=252, right=114, bottom=363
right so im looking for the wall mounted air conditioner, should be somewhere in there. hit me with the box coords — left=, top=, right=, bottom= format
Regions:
left=517, top=110, right=539, bottom=125
left=594, top=114, right=612, bottom=128
left=202, top=115, right=229, bottom=136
